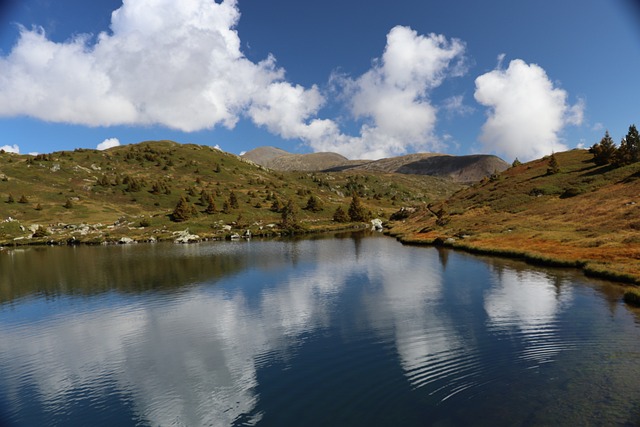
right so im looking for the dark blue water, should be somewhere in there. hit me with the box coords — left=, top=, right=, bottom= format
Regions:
left=1, top=232, right=639, bottom=426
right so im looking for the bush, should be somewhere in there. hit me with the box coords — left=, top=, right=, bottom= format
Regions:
left=560, top=187, right=584, bottom=199
left=32, top=226, right=49, bottom=238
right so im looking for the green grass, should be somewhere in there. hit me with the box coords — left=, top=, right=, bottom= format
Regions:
left=0, top=141, right=461, bottom=245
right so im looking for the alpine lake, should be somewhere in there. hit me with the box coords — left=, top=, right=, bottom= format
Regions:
left=1, top=231, right=639, bottom=426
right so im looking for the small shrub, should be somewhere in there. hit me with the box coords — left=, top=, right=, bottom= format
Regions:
left=560, top=187, right=584, bottom=199
left=32, top=226, right=49, bottom=238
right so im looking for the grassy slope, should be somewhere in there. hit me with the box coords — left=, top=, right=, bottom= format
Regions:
left=0, top=140, right=461, bottom=244
left=388, top=149, right=640, bottom=283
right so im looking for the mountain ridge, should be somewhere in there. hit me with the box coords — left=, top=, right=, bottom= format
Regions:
left=242, top=147, right=509, bottom=183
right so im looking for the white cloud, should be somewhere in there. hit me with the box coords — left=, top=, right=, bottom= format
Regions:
left=0, top=144, right=20, bottom=153
left=0, top=2, right=471, bottom=160
left=442, top=95, right=474, bottom=117
left=0, top=0, right=317, bottom=135
left=474, top=59, right=584, bottom=161
left=318, top=26, right=466, bottom=159
left=97, top=137, right=120, bottom=150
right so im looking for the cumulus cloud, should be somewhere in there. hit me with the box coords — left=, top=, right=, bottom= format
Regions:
left=474, top=59, right=585, bottom=161
left=319, top=26, right=466, bottom=158
left=97, top=137, right=120, bottom=150
left=0, top=0, right=318, bottom=134
left=0, top=1, right=468, bottom=160
left=0, top=144, right=20, bottom=153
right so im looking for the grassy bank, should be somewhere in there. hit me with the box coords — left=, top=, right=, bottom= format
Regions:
left=387, top=149, right=640, bottom=286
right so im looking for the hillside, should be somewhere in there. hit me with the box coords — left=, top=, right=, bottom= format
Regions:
left=387, top=149, right=640, bottom=283
left=329, top=153, right=509, bottom=183
left=0, top=141, right=461, bottom=245
left=243, top=147, right=508, bottom=183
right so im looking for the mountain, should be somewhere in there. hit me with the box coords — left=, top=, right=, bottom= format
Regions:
left=0, top=140, right=461, bottom=245
left=242, top=146, right=350, bottom=171
left=242, top=147, right=509, bottom=183
left=387, top=149, right=640, bottom=284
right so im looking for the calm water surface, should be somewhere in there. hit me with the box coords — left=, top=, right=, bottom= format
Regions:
left=1, top=232, right=639, bottom=426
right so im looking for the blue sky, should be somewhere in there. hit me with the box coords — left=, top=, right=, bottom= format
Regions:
left=0, top=0, right=639, bottom=161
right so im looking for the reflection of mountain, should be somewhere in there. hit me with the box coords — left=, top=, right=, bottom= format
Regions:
left=484, top=268, right=574, bottom=363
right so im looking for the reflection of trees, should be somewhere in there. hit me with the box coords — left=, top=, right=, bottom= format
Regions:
left=0, top=243, right=250, bottom=303
left=436, top=247, right=450, bottom=270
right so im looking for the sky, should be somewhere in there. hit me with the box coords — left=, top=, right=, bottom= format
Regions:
left=0, top=0, right=639, bottom=161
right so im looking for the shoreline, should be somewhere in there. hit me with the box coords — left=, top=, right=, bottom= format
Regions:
left=0, top=222, right=371, bottom=249
left=385, top=229, right=640, bottom=286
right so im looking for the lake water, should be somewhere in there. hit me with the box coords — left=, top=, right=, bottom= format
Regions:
left=1, top=232, right=640, bottom=426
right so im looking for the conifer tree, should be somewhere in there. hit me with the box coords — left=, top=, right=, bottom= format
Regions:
left=6, top=193, right=14, bottom=203
left=348, top=194, right=370, bottom=222
left=229, top=191, right=239, bottom=209
left=590, top=130, right=617, bottom=165
left=281, top=199, right=299, bottom=228
left=18, top=195, right=28, bottom=204
left=205, top=194, right=217, bottom=214
left=546, top=153, right=560, bottom=175
left=627, top=124, right=640, bottom=163
left=171, top=196, right=192, bottom=222
left=333, top=206, right=349, bottom=223
left=199, top=189, right=209, bottom=206
left=615, top=124, right=640, bottom=166
left=222, top=198, right=231, bottom=214
left=304, top=194, right=323, bottom=212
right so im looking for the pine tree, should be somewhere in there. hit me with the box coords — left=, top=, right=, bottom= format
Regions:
left=590, top=130, right=617, bottom=165
left=171, top=196, right=192, bottom=222
left=304, top=195, right=323, bottom=212
left=6, top=193, right=14, bottom=203
left=63, top=198, right=74, bottom=209
left=18, top=195, right=28, bottom=204
left=281, top=199, right=299, bottom=228
left=222, top=198, right=231, bottom=214
left=204, top=194, right=217, bottom=214
left=333, top=206, right=349, bottom=223
left=546, top=153, right=560, bottom=175
left=615, top=124, right=640, bottom=166
left=348, top=194, right=369, bottom=222
left=199, top=189, right=209, bottom=206
left=512, top=158, right=522, bottom=167
left=627, top=124, right=640, bottom=163
left=229, top=191, right=239, bottom=209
